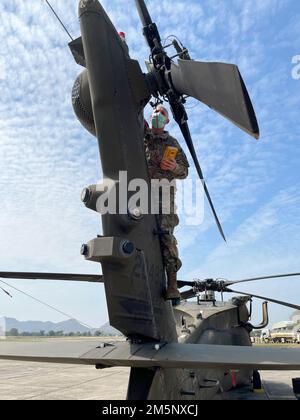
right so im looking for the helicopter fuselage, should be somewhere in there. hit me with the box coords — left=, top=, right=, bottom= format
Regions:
left=143, top=298, right=253, bottom=400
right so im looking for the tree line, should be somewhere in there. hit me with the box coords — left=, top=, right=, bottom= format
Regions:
left=5, top=329, right=105, bottom=337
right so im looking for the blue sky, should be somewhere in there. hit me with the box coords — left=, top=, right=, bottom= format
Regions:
left=0, top=0, right=299, bottom=329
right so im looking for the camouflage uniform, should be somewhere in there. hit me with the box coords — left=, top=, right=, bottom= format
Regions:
left=144, top=131, right=189, bottom=273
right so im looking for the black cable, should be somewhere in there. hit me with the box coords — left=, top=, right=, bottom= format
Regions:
left=162, top=35, right=184, bottom=49
left=45, top=0, right=74, bottom=41
left=0, top=279, right=95, bottom=330
left=0, top=287, right=12, bottom=298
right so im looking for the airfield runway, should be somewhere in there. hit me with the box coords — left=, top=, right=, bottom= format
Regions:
left=0, top=339, right=298, bottom=400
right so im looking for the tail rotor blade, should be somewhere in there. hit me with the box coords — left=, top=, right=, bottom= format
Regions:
left=171, top=60, right=260, bottom=139
left=178, top=120, right=226, bottom=241
left=135, top=0, right=153, bottom=26
left=226, top=288, right=300, bottom=312
left=203, top=181, right=226, bottom=242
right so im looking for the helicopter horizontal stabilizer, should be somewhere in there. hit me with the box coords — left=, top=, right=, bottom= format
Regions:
left=0, top=341, right=299, bottom=371
left=171, top=59, right=260, bottom=139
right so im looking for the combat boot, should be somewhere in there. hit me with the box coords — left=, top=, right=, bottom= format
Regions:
left=166, top=272, right=181, bottom=305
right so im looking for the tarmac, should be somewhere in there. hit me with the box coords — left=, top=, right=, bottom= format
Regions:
left=0, top=359, right=129, bottom=400
left=0, top=339, right=298, bottom=400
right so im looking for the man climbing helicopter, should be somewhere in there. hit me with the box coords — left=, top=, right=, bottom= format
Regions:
left=144, top=105, right=190, bottom=303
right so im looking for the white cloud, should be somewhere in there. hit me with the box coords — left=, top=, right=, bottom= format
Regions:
left=0, top=55, right=6, bottom=80
left=0, top=0, right=299, bottom=327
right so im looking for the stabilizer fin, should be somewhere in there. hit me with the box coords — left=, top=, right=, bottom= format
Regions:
left=171, top=59, right=260, bottom=139
left=1, top=341, right=299, bottom=371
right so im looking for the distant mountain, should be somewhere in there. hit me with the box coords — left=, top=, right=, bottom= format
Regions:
left=4, top=318, right=90, bottom=334
left=3, top=318, right=122, bottom=336
left=96, top=322, right=122, bottom=337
